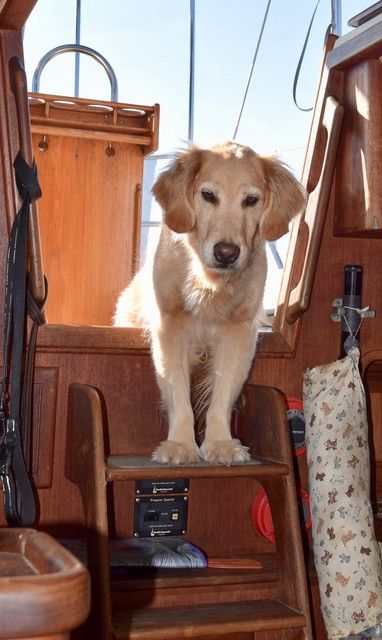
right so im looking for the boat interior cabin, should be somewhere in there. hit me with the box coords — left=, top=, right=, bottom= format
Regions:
left=0, top=1, right=382, bottom=639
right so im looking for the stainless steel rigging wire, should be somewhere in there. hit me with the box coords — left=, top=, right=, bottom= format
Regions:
left=188, top=0, right=196, bottom=141
left=232, top=0, right=272, bottom=141
left=74, top=0, right=81, bottom=97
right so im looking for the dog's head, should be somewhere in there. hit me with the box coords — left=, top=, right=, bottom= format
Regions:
left=152, top=141, right=306, bottom=273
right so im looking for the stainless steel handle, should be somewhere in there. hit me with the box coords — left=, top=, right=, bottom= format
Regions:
left=32, top=44, right=118, bottom=101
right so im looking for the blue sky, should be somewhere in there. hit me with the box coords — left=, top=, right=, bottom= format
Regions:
left=24, top=0, right=368, bottom=171
left=23, top=0, right=369, bottom=309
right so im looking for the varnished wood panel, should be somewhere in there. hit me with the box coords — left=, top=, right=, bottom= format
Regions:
left=111, top=477, right=272, bottom=556
left=334, top=59, right=382, bottom=236
left=33, top=135, right=144, bottom=325
left=32, top=366, right=58, bottom=488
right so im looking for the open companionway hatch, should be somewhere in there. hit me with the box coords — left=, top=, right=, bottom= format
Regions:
left=25, top=2, right=159, bottom=328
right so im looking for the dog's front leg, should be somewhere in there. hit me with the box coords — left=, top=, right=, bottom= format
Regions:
left=200, top=321, right=256, bottom=464
left=151, top=316, right=200, bottom=464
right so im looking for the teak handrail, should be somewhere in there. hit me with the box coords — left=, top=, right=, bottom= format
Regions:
left=9, top=56, right=45, bottom=304
left=286, top=95, right=343, bottom=324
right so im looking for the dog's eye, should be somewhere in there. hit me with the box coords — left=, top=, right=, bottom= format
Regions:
left=243, top=194, right=260, bottom=207
left=201, top=190, right=218, bottom=204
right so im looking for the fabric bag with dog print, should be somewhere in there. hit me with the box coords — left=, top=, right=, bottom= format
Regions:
left=303, top=347, right=382, bottom=639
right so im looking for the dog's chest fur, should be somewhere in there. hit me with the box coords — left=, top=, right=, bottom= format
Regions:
left=182, top=274, right=238, bottom=323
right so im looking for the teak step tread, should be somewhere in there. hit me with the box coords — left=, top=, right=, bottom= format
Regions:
left=113, top=599, right=306, bottom=639
left=106, top=455, right=289, bottom=481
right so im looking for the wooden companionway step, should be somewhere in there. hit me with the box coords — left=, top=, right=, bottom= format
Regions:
left=113, top=599, right=306, bottom=639
left=65, top=382, right=313, bottom=640
left=106, top=455, right=289, bottom=481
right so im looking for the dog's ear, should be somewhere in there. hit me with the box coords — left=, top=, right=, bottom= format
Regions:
left=152, top=146, right=204, bottom=233
left=259, top=156, right=307, bottom=241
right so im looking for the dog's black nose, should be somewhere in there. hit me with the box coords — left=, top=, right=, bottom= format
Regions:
left=213, top=242, right=240, bottom=265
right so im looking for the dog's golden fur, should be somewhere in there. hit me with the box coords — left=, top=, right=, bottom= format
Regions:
left=114, top=141, right=306, bottom=465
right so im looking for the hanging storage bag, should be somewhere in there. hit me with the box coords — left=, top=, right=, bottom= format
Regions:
left=303, top=347, right=382, bottom=639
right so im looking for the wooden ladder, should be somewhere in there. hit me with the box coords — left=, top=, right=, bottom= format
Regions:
left=65, top=382, right=313, bottom=640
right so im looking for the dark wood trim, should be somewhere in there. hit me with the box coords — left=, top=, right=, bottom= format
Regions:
left=0, top=26, right=25, bottom=343
left=0, top=0, right=37, bottom=29
left=348, top=1, right=382, bottom=28
left=37, top=324, right=151, bottom=354
left=328, top=17, right=382, bottom=69
left=268, top=35, right=340, bottom=352
left=36, top=323, right=297, bottom=357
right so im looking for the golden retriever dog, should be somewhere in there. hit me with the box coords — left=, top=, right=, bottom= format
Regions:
left=114, top=141, right=306, bottom=465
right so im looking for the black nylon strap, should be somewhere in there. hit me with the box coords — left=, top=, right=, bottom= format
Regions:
left=14, top=153, right=42, bottom=202
left=0, top=151, right=44, bottom=526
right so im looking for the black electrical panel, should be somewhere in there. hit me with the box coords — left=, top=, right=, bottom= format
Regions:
left=133, top=495, right=189, bottom=537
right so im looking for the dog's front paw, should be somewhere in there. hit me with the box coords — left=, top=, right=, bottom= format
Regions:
left=152, top=440, right=200, bottom=465
left=200, top=438, right=251, bottom=465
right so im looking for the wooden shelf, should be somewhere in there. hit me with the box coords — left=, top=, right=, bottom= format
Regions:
left=111, top=554, right=278, bottom=591
left=112, top=599, right=306, bottom=639
left=29, top=93, right=159, bottom=150
left=106, top=455, right=289, bottom=481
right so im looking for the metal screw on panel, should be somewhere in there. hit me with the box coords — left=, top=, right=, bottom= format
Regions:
left=135, top=497, right=141, bottom=502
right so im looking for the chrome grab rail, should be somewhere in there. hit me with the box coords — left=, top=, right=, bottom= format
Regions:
left=32, top=44, right=118, bottom=102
